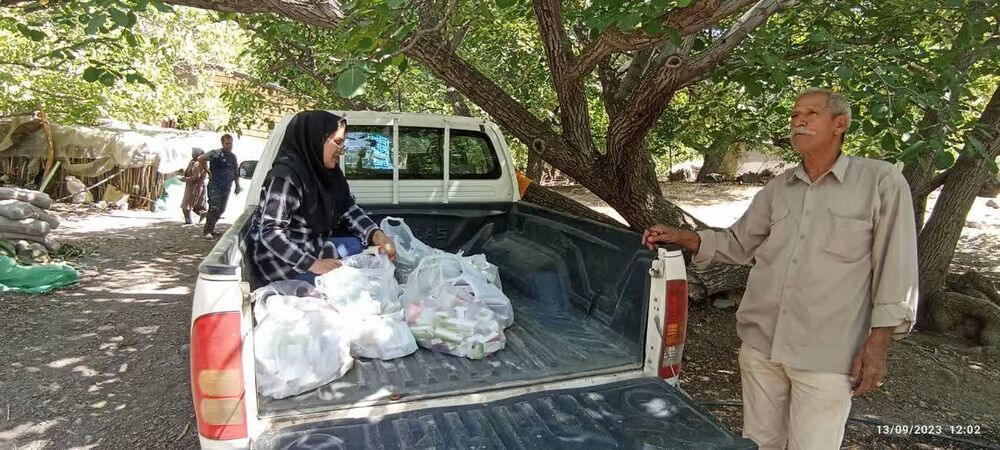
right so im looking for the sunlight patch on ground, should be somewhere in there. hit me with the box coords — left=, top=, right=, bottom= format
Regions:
left=47, top=357, right=85, bottom=369
left=0, top=419, right=60, bottom=441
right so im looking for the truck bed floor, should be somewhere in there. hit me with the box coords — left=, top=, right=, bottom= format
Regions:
left=259, top=290, right=642, bottom=417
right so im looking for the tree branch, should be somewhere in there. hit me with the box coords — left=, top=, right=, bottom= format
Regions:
left=160, top=0, right=344, bottom=29
left=0, top=60, right=60, bottom=71
left=597, top=57, right=625, bottom=118
left=572, top=0, right=759, bottom=79
left=914, top=170, right=950, bottom=199
left=444, top=88, right=472, bottom=116
left=682, top=0, right=794, bottom=83
left=404, top=33, right=592, bottom=182
left=532, top=0, right=597, bottom=157
left=612, top=48, right=655, bottom=104
left=957, top=36, right=1000, bottom=70
left=610, top=0, right=792, bottom=146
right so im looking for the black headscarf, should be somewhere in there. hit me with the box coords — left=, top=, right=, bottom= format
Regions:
left=265, top=111, right=351, bottom=233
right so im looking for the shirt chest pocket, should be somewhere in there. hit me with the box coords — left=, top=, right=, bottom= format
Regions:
left=756, top=205, right=791, bottom=261
left=823, top=211, right=873, bottom=263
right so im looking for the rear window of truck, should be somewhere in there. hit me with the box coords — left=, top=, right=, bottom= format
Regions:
left=343, top=126, right=502, bottom=180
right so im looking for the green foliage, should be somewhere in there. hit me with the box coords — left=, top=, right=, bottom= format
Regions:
left=7, top=0, right=995, bottom=181
left=714, top=0, right=999, bottom=168
left=0, top=3, right=248, bottom=128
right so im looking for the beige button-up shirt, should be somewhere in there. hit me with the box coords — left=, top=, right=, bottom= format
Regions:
left=695, top=154, right=919, bottom=374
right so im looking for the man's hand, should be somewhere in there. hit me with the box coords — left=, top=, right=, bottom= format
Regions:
left=642, top=224, right=701, bottom=252
left=850, top=327, right=893, bottom=396
left=308, top=258, right=343, bottom=275
left=370, top=230, right=397, bottom=261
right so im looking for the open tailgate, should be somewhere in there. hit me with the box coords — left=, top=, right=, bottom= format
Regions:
left=253, top=378, right=755, bottom=449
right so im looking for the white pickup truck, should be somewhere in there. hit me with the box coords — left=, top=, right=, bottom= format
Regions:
left=190, top=112, right=754, bottom=449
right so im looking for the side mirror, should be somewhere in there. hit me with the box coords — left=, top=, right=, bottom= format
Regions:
left=239, top=160, right=258, bottom=179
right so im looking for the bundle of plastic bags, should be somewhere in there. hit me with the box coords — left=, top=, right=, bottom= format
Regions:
left=346, top=311, right=417, bottom=360
left=404, top=253, right=509, bottom=324
left=253, top=294, right=353, bottom=400
left=316, top=253, right=401, bottom=316
left=312, top=253, right=417, bottom=361
left=405, top=276, right=510, bottom=359
left=379, top=217, right=513, bottom=360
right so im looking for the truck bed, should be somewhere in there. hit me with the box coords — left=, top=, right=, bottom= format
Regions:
left=260, top=288, right=642, bottom=416
left=245, top=202, right=657, bottom=418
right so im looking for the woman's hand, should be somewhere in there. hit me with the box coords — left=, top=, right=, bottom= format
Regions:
left=370, top=230, right=397, bottom=261
left=308, top=258, right=343, bottom=275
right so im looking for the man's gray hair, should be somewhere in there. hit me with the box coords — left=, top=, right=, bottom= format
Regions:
left=797, top=88, right=852, bottom=130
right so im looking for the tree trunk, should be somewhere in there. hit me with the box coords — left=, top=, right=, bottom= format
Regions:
left=687, top=262, right=752, bottom=302
left=521, top=182, right=623, bottom=227
left=902, top=119, right=939, bottom=231
left=444, top=88, right=472, bottom=117
left=592, top=141, right=705, bottom=231
left=981, top=171, right=1000, bottom=198
left=526, top=148, right=545, bottom=184
left=917, top=84, right=1000, bottom=335
left=697, top=141, right=742, bottom=182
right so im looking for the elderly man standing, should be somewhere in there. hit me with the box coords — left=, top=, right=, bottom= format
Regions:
left=643, top=88, right=919, bottom=449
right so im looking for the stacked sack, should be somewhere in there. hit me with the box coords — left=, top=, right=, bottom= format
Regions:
left=381, top=217, right=513, bottom=360
left=0, top=187, right=61, bottom=264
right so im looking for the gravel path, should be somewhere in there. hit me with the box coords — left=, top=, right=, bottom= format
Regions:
left=0, top=208, right=225, bottom=449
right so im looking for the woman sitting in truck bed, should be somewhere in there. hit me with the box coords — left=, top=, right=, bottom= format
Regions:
left=247, top=110, right=396, bottom=285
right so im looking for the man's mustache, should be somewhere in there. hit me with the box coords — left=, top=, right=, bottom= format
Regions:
left=789, top=126, right=815, bottom=139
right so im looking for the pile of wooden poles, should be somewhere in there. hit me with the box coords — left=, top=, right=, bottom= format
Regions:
left=1, top=156, right=169, bottom=211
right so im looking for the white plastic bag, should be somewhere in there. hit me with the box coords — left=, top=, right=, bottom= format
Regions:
left=447, top=274, right=514, bottom=328
left=405, top=276, right=512, bottom=359
left=345, top=314, right=418, bottom=360
left=404, top=253, right=467, bottom=301
left=462, top=253, right=502, bottom=289
left=380, top=217, right=438, bottom=283
left=403, top=256, right=512, bottom=327
left=315, top=253, right=400, bottom=316
left=252, top=280, right=322, bottom=308
left=253, top=296, right=353, bottom=399
left=64, top=176, right=91, bottom=204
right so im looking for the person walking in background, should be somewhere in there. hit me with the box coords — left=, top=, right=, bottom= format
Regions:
left=180, top=148, right=207, bottom=225
left=199, top=134, right=241, bottom=238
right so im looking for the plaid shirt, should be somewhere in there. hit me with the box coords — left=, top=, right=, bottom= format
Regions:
left=249, top=176, right=379, bottom=283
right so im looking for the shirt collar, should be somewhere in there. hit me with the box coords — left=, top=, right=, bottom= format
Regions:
left=787, top=153, right=850, bottom=185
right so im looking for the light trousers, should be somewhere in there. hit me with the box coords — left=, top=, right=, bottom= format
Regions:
left=739, top=343, right=853, bottom=450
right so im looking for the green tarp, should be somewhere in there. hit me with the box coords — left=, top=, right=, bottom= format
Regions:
left=0, top=256, right=78, bottom=294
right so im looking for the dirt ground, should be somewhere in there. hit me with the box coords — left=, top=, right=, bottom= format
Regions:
left=0, top=181, right=998, bottom=449
left=0, top=206, right=222, bottom=449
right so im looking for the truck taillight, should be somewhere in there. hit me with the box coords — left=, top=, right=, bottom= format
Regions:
left=191, top=312, right=247, bottom=441
left=658, top=279, right=688, bottom=379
